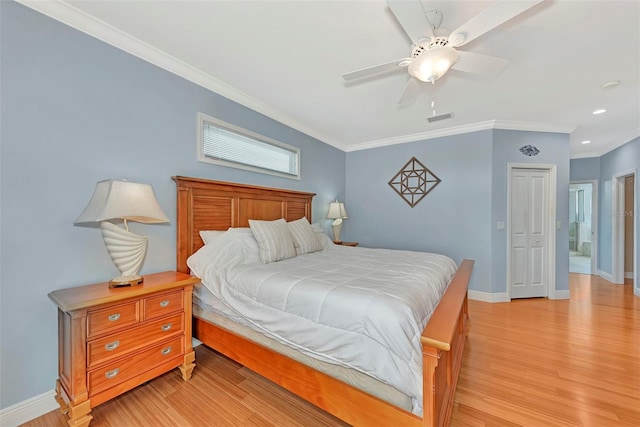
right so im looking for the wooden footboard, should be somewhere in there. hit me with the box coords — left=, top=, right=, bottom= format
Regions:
left=422, top=259, right=473, bottom=427
left=173, top=176, right=473, bottom=426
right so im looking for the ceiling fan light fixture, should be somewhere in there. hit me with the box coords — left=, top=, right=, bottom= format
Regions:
left=408, top=46, right=458, bottom=83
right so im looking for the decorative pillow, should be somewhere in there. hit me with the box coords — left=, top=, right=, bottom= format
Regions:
left=287, top=217, right=322, bottom=255
left=248, top=218, right=297, bottom=263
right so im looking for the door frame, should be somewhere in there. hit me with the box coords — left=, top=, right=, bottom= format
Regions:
left=506, top=163, right=557, bottom=299
left=569, top=180, right=598, bottom=275
left=611, top=170, right=637, bottom=287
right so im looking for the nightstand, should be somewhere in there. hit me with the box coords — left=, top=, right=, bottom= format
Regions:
left=334, top=241, right=359, bottom=246
left=48, top=271, right=199, bottom=427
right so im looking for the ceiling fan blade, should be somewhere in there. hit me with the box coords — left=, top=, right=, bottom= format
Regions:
left=451, top=51, right=508, bottom=76
left=448, top=0, right=544, bottom=47
left=398, top=77, right=422, bottom=105
left=387, top=0, right=435, bottom=44
left=342, top=58, right=409, bottom=81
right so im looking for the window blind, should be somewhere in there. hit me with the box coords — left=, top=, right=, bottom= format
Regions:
left=202, top=121, right=298, bottom=176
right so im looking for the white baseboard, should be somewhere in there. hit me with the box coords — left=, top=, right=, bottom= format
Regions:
left=468, top=290, right=510, bottom=303
left=635, top=286, right=640, bottom=297
left=550, top=290, right=570, bottom=300
left=625, top=271, right=634, bottom=279
left=469, top=289, right=571, bottom=301
left=0, top=390, right=57, bottom=427
left=598, top=270, right=613, bottom=282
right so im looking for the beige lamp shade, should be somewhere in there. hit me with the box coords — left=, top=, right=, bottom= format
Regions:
left=75, top=180, right=169, bottom=287
left=75, top=179, right=169, bottom=224
left=326, top=202, right=348, bottom=220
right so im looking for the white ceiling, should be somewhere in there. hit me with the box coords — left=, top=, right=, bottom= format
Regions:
left=22, top=0, right=640, bottom=158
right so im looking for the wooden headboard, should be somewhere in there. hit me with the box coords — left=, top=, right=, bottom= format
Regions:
left=172, top=176, right=315, bottom=274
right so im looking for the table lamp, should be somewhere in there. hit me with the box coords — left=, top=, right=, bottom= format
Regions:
left=326, top=200, right=348, bottom=242
left=74, top=179, right=169, bottom=287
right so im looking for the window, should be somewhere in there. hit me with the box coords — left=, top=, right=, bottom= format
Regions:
left=198, top=113, right=300, bottom=179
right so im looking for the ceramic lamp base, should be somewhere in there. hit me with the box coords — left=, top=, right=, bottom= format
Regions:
left=332, top=223, right=343, bottom=242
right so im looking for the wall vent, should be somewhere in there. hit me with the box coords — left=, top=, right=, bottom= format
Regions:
left=426, top=112, right=453, bottom=123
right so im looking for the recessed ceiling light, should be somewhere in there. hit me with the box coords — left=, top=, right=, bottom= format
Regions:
left=601, top=80, right=620, bottom=90
left=581, top=140, right=592, bottom=144
left=593, top=109, right=607, bottom=115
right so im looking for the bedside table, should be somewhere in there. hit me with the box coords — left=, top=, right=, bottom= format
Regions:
left=334, top=241, right=359, bottom=246
left=48, top=271, right=199, bottom=427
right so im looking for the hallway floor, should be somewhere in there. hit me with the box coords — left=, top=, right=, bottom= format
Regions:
left=570, top=251, right=591, bottom=274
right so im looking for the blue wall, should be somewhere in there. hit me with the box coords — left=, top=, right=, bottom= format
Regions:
left=0, top=2, right=345, bottom=409
left=598, top=138, right=639, bottom=279
left=571, top=139, right=639, bottom=284
left=345, top=131, right=494, bottom=293
left=570, top=157, right=600, bottom=182
left=491, top=130, right=571, bottom=293
left=346, top=129, right=571, bottom=295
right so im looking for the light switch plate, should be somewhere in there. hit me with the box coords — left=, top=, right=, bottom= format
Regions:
left=557, top=221, right=562, bottom=230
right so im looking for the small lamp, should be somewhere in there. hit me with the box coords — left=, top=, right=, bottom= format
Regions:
left=74, top=179, right=169, bottom=287
left=326, top=200, right=348, bottom=242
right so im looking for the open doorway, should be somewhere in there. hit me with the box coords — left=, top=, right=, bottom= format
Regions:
left=569, top=182, right=596, bottom=274
left=624, top=176, right=635, bottom=281
left=612, top=171, right=636, bottom=285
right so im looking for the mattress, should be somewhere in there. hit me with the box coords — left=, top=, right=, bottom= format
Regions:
left=187, top=227, right=457, bottom=415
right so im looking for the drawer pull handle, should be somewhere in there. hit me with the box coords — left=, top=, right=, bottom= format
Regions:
left=105, top=368, right=119, bottom=379
left=108, top=313, right=120, bottom=322
left=159, top=300, right=170, bottom=308
left=161, top=323, right=173, bottom=332
left=161, top=346, right=172, bottom=356
left=105, top=340, right=120, bottom=351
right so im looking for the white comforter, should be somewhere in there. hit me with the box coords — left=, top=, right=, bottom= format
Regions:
left=187, top=228, right=457, bottom=415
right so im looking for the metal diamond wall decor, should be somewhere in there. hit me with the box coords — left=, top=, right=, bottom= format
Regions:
left=388, top=157, right=441, bottom=208
left=519, top=145, right=540, bottom=156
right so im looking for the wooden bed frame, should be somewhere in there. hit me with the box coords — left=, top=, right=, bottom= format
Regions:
left=173, top=176, right=473, bottom=427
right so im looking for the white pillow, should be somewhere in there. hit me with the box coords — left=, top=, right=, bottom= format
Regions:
left=309, top=223, right=334, bottom=249
left=187, top=227, right=260, bottom=279
left=248, top=219, right=297, bottom=263
left=199, top=230, right=226, bottom=245
left=287, top=217, right=322, bottom=255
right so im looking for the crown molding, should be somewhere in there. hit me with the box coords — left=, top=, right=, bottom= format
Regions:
left=345, top=120, right=577, bottom=152
left=571, top=127, right=640, bottom=159
left=15, top=0, right=346, bottom=152
left=492, top=120, right=576, bottom=134
left=601, top=127, right=640, bottom=156
left=345, top=121, right=497, bottom=152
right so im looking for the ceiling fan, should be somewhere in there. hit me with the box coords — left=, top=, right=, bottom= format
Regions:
left=343, top=0, right=544, bottom=104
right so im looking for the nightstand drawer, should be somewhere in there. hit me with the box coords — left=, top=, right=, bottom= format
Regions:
left=143, top=289, right=183, bottom=320
left=88, top=336, right=184, bottom=396
left=87, top=313, right=184, bottom=368
left=87, top=301, right=140, bottom=337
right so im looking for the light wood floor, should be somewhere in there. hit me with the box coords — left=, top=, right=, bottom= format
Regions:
left=24, top=274, right=639, bottom=427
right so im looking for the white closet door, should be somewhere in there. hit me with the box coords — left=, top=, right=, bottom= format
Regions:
left=510, top=168, right=549, bottom=298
